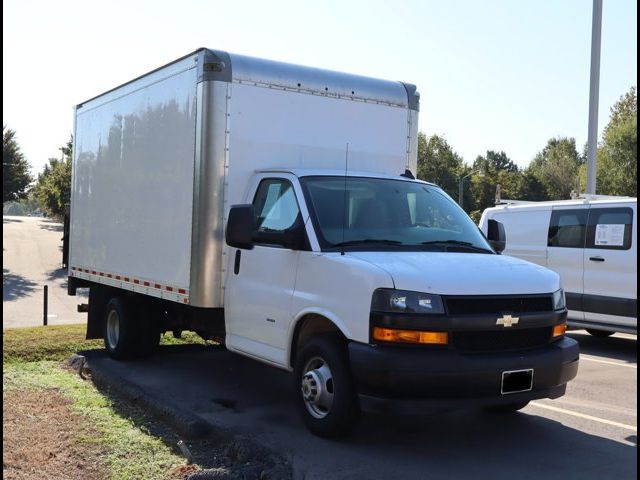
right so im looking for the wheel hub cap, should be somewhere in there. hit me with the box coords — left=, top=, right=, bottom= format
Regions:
left=301, top=357, right=334, bottom=419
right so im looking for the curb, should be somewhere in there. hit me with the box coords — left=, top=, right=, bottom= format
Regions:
left=67, top=353, right=212, bottom=439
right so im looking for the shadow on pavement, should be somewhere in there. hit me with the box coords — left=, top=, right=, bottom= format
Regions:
left=568, top=331, right=637, bottom=365
left=82, top=344, right=636, bottom=480
left=46, top=267, right=67, bottom=281
left=3, top=218, right=23, bottom=223
left=47, top=268, right=87, bottom=298
left=3, top=268, right=38, bottom=302
left=38, top=220, right=63, bottom=232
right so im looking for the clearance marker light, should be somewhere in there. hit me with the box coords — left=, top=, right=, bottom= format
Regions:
left=373, top=326, right=448, bottom=345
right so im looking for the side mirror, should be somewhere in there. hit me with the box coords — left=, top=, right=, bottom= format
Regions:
left=226, top=205, right=256, bottom=250
left=487, top=219, right=506, bottom=253
left=252, top=214, right=308, bottom=250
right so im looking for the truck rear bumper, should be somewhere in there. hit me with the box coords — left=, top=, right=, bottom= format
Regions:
left=348, top=337, right=579, bottom=414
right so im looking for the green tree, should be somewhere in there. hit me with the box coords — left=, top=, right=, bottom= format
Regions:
left=33, top=138, right=73, bottom=218
left=476, top=150, right=519, bottom=173
left=519, top=171, right=548, bottom=201
left=527, top=137, right=582, bottom=200
left=3, top=126, right=33, bottom=203
left=594, top=86, right=637, bottom=196
left=416, top=133, right=464, bottom=198
left=2, top=194, right=41, bottom=216
left=467, top=150, right=523, bottom=221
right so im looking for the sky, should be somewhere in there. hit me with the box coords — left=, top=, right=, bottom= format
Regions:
left=3, top=0, right=637, bottom=176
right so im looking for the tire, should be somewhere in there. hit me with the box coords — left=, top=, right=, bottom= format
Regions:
left=103, top=297, right=141, bottom=360
left=586, top=329, right=615, bottom=338
left=293, top=335, right=360, bottom=438
left=484, top=401, right=530, bottom=414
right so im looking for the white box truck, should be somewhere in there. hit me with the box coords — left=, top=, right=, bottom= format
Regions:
left=68, top=48, right=579, bottom=437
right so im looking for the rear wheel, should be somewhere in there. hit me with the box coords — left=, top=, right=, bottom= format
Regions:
left=586, top=329, right=614, bottom=338
left=104, top=297, right=139, bottom=360
left=484, top=401, right=530, bottom=414
left=294, top=335, right=360, bottom=438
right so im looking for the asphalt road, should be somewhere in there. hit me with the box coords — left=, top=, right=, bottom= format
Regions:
left=3, top=215, right=87, bottom=327
left=85, top=330, right=636, bottom=480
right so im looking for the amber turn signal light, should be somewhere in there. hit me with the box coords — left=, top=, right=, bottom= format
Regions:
left=372, top=326, right=448, bottom=345
left=552, top=321, right=567, bottom=337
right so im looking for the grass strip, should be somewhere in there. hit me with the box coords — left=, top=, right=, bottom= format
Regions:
left=2, top=324, right=215, bottom=479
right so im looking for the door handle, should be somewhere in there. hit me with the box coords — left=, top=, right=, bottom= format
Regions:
left=589, top=256, right=605, bottom=262
left=234, top=250, right=242, bottom=274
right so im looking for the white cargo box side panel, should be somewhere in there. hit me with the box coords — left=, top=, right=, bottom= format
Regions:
left=70, top=65, right=198, bottom=293
left=225, top=83, right=410, bottom=208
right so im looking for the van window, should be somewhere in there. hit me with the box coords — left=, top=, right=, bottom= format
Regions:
left=548, top=210, right=588, bottom=248
left=586, top=207, right=633, bottom=250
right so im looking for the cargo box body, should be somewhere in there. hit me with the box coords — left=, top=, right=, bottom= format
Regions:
left=69, top=48, right=419, bottom=308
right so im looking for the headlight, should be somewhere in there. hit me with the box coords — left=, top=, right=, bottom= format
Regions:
left=371, top=289, right=444, bottom=314
left=552, top=289, right=566, bottom=310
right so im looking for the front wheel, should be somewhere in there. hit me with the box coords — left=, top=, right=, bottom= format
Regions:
left=293, top=335, right=360, bottom=438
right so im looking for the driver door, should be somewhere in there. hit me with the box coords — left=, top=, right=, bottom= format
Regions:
left=225, top=175, right=304, bottom=366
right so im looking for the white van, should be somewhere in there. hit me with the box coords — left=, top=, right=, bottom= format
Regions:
left=480, top=198, right=637, bottom=337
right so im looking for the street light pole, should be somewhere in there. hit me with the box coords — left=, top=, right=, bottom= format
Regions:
left=458, top=172, right=473, bottom=207
left=458, top=167, right=486, bottom=208
left=586, top=0, right=603, bottom=195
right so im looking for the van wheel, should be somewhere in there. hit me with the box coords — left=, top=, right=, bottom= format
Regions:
left=586, top=329, right=614, bottom=338
left=104, top=298, right=139, bottom=360
left=294, top=335, right=360, bottom=438
left=484, top=401, right=530, bottom=413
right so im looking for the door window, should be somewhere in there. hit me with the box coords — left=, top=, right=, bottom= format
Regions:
left=586, top=207, right=633, bottom=250
left=253, top=179, right=301, bottom=233
left=548, top=209, right=588, bottom=248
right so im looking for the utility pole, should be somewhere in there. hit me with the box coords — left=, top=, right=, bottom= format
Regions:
left=586, top=0, right=603, bottom=194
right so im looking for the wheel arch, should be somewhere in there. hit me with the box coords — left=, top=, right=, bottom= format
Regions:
left=288, top=310, right=352, bottom=369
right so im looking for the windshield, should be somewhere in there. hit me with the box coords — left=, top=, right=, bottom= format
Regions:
left=300, top=176, right=493, bottom=253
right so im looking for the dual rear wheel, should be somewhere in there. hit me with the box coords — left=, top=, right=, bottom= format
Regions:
left=104, top=297, right=160, bottom=360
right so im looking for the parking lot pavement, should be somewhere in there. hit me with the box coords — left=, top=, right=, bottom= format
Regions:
left=83, top=330, right=637, bottom=480
left=3, top=216, right=87, bottom=328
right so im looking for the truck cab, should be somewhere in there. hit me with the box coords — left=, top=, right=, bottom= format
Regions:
left=225, top=169, right=579, bottom=437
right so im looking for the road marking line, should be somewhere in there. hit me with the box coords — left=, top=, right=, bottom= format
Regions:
left=551, top=397, right=637, bottom=417
left=529, top=402, right=637, bottom=432
left=580, top=355, right=637, bottom=369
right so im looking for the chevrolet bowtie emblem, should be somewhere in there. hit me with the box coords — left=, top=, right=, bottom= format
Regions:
left=497, top=314, right=519, bottom=327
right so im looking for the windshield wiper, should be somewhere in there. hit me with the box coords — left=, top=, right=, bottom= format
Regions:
left=330, top=239, right=403, bottom=248
left=419, top=240, right=494, bottom=253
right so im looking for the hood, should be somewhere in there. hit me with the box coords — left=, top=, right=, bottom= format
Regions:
left=348, top=251, right=560, bottom=295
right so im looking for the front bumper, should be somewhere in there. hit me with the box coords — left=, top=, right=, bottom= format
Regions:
left=349, top=337, right=579, bottom=414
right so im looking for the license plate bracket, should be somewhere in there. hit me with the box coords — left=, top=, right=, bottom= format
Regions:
left=501, top=368, right=534, bottom=394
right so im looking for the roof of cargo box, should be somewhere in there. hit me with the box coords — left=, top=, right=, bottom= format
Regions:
left=76, top=48, right=419, bottom=111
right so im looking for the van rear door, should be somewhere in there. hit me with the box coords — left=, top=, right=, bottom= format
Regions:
left=546, top=206, right=588, bottom=321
